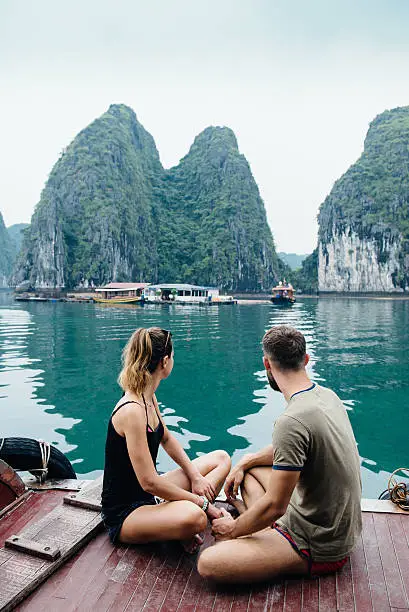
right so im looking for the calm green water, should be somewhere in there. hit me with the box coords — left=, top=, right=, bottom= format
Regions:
left=1, top=291, right=408, bottom=498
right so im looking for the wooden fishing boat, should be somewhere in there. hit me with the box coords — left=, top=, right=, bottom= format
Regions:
left=93, top=282, right=148, bottom=305
left=1, top=451, right=409, bottom=611
left=93, top=296, right=142, bottom=304
left=271, top=281, right=296, bottom=305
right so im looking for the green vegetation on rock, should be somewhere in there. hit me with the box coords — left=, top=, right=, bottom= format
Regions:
left=278, top=252, right=308, bottom=271
left=318, top=106, right=409, bottom=289
left=290, top=249, right=318, bottom=294
left=14, top=104, right=284, bottom=291
left=0, top=213, right=15, bottom=287
left=7, top=223, right=29, bottom=255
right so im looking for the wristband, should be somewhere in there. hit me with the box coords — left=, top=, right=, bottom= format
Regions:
left=200, top=496, right=209, bottom=512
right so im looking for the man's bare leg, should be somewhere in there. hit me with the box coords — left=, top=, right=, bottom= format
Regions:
left=197, top=527, right=308, bottom=583
left=230, top=465, right=271, bottom=515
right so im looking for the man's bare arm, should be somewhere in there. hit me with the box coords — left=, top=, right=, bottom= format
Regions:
left=216, top=468, right=299, bottom=539
left=224, top=445, right=274, bottom=499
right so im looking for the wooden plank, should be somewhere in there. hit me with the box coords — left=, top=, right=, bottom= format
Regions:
left=361, top=499, right=408, bottom=514
left=350, top=533, right=373, bottom=612
left=0, top=479, right=103, bottom=612
left=139, top=544, right=182, bottom=611
left=5, top=535, right=60, bottom=561
left=373, top=513, right=408, bottom=609
left=46, top=531, right=115, bottom=612
left=389, top=515, right=409, bottom=605
left=96, top=546, right=155, bottom=611
left=122, top=549, right=167, bottom=610
left=230, top=586, right=251, bottom=612
left=284, top=578, right=302, bottom=612
left=172, top=556, right=206, bottom=612
left=159, top=554, right=198, bottom=612
left=72, top=544, right=129, bottom=611
left=0, top=491, right=64, bottom=543
left=362, top=513, right=390, bottom=612
left=248, top=582, right=270, bottom=610
left=63, top=494, right=102, bottom=512
left=318, top=573, right=336, bottom=612
left=269, top=581, right=285, bottom=612
left=301, top=577, right=319, bottom=612
left=17, top=555, right=77, bottom=610
left=212, top=588, right=234, bottom=612
left=0, top=492, right=31, bottom=520
left=336, top=557, right=354, bottom=611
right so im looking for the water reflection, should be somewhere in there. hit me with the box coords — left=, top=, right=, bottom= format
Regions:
left=0, top=292, right=407, bottom=498
left=0, top=306, right=79, bottom=456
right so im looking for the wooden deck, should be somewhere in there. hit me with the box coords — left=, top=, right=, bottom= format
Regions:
left=0, top=491, right=408, bottom=611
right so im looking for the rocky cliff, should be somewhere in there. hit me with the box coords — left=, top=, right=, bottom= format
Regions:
left=318, top=106, right=409, bottom=292
left=0, top=213, right=14, bottom=287
left=13, top=104, right=283, bottom=291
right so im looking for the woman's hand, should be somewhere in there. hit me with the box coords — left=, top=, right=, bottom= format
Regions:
left=191, top=473, right=216, bottom=502
left=224, top=465, right=244, bottom=500
left=211, top=508, right=236, bottom=541
left=206, top=503, right=223, bottom=521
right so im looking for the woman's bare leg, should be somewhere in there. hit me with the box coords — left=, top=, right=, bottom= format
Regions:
left=119, top=500, right=207, bottom=544
left=198, top=528, right=309, bottom=584
left=161, top=449, right=231, bottom=498
left=119, top=450, right=230, bottom=547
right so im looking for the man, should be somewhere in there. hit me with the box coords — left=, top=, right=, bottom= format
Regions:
left=198, top=325, right=362, bottom=583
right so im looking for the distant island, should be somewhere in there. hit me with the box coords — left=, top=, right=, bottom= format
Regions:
left=10, top=104, right=287, bottom=292
left=278, top=252, right=308, bottom=271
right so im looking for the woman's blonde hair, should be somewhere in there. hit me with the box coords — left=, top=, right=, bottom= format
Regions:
left=118, top=327, right=172, bottom=395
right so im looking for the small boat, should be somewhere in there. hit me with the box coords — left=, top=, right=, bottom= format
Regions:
left=93, top=296, right=142, bottom=304
left=271, top=281, right=296, bottom=305
left=93, top=282, right=148, bottom=305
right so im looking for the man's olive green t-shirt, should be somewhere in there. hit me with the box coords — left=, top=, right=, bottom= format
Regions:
left=273, top=384, right=362, bottom=562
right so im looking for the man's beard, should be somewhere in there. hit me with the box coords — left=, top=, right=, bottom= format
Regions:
left=267, top=370, right=281, bottom=392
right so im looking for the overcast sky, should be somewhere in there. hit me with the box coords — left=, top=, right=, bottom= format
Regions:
left=1, top=0, right=409, bottom=253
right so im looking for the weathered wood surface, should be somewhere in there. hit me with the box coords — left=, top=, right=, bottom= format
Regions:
left=5, top=535, right=60, bottom=561
left=15, top=506, right=409, bottom=612
left=0, top=460, right=26, bottom=513
left=0, top=477, right=103, bottom=612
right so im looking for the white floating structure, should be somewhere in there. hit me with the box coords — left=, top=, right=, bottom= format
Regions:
left=142, top=284, right=236, bottom=305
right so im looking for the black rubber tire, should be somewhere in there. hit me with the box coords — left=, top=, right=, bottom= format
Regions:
left=0, top=437, right=76, bottom=479
left=378, top=488, right=390, bottom=500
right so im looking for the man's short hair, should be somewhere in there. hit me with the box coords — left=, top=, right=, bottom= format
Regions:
left=262, top=325, right=306, bottom=371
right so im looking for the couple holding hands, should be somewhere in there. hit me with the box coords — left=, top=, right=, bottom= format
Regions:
left=101, top=325, right=362, bottom=583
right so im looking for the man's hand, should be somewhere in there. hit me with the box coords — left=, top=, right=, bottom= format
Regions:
left=191, top=474, right=216, bottom=502
left=206, top=503, right=223, bottom=521
left=211, top=508, right=236, bottom=541
left=224, top=465, right=244, bottom=500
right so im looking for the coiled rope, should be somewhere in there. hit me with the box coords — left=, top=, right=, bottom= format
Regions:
left=388, top=468, right=409, bottom=511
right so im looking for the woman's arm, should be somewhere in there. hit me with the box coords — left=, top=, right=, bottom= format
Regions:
left=123, top=407, right=206, bottom=508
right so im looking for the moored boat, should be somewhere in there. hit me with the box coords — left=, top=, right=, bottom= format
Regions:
left=93, top=282, right=148, bottom=305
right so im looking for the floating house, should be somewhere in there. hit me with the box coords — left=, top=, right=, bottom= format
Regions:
left=93, top=282, right=149, bottom=304
left=143, top=284, right=237, bottom=305
left=143, top=283, right=210, bottom=304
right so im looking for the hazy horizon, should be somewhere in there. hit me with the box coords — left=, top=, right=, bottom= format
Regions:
left=2, top=0, right=409, bottom=253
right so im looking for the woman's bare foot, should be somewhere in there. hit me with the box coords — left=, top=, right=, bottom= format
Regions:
left=181, top=532, right=204, bottom=554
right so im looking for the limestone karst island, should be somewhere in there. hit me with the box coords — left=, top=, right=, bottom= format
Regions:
left=1, top=104, right=409, bottom=296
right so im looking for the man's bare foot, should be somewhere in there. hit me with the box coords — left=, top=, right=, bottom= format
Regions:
left=181, top=532, right=204, bottom=554
left=228, top=498, right=246, bottom=515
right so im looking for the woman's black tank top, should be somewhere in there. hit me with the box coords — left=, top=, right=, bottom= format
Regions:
left=101, top=398, right=164, bottom=511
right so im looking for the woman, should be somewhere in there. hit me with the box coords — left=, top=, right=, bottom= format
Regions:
left=101, top=327, right=231, bottom=551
